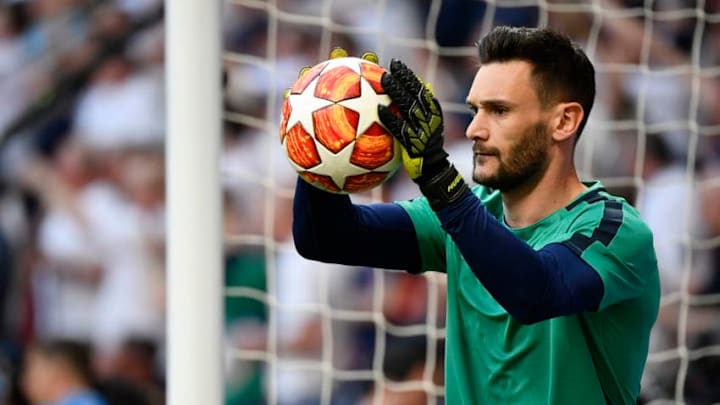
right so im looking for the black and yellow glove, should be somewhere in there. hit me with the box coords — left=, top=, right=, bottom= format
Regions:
left=378, top=59, right=468, bottom=211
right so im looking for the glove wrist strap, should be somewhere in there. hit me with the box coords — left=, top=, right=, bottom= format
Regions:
left=418, top=164, right=469, bottom=211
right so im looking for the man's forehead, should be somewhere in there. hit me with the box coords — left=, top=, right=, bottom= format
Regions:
left=470, top=61, right=536, bottom=100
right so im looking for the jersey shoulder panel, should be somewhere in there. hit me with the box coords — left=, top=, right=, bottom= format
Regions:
left=562, top=186, right=659, bottom=310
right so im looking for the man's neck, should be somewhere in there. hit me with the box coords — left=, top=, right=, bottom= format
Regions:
left=501, top=165, right=586, bottom=229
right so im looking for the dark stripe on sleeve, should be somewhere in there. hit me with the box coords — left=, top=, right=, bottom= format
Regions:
left=594, top=201, right=623, bottom=245
left=565, top=187, right=608, bottom=211
left=565, top=234, right=592, bottom=256
left=564, top=200, right=624, bottom=255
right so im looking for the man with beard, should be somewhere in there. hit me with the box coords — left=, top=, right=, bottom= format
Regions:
left=291, top=26, right=659, bottom=404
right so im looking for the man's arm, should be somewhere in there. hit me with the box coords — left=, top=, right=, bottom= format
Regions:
left=292, top=178, right=422, bottom=271
left=437, top=189, right=604, bottom=324
left=378, top=58, right=605, bottom=323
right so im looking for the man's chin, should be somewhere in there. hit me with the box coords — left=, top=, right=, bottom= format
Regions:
left=473, top=174, right=501, bottom=190
left=473, top=171, right=519, bottom=192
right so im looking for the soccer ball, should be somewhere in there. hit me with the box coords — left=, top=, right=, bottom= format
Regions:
left=279, top=56, right=402, bottom=194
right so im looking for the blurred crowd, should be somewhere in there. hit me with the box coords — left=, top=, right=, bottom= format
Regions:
left=0, top=0, right=165, bottom=403
left=0, top=0, right=718, bottom=404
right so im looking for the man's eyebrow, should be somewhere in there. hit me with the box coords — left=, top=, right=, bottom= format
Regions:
left=466, top=99, right=517, bottom=108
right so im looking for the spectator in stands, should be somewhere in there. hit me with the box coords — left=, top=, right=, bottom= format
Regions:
left=699, top=161, right=720, bottom=294
left=637, top=135, right=713, bottom=295
left=0, top=3, right=33, bottom=134
left=73, top=53, right=165, bottom=151
left=99, top=338, right=163, bottom=405
left=636, top=135, right=716, bottom=400
left=20, top=339, right=106, bottom=405
left=22, top=117, right=104, bottom=342
left=89, top=146, right=165, bottom=375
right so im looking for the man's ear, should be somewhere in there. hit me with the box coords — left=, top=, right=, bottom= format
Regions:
left=551, top=102, right=584, bottom=142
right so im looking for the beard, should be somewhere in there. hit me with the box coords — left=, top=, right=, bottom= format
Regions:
left=472, top=122, right=550, bottom=192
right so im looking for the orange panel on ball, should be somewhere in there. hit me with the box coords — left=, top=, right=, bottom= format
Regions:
left=300, top=172, right=341, bottom=193
left=279, top=97, right=291, bottom=143
left=290, top=62, right=327, bottom=94
left=364, top=121, right=390, bottom=136
left=343, top=172, right=389, bottom=193
left=312, top=105, right=359, bottom=153
left=360, top=62, right=387, bottom=94
left=285, top=124, right=321, bottom=169
left=315, top=66, right=361, bottom=102
left=350, top=123, right=395, bottom=170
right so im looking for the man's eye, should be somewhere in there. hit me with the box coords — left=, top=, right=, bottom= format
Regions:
left=494, top=107, right=508, bottom=116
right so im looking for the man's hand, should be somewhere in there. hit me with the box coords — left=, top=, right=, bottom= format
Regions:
left=377, top=59, right=447, bottom=182
left=378, top=59, right=469, bottom=211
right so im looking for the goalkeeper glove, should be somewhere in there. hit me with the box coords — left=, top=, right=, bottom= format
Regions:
left=378, top=59, right=469, bottom=211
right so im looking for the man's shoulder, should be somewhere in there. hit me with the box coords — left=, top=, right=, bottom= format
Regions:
left=572, top=183, right=650, bottom=231
left=565, top=182, right=654, bottom=255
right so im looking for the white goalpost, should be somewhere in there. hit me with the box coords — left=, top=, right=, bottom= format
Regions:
left=165, top=0, right=720, bottom=404
left=166, top=1, right=223, bottom=404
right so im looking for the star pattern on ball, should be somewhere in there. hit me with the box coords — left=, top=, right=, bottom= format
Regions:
left=338, top=77, right=391, bottom=136
left=285, top=77, right=334, bottom=134
left=325, top=57, right=362, bottom=74
left=282, top=57, right=402, bottom=193
left=286, top=137, right=369, bottom=190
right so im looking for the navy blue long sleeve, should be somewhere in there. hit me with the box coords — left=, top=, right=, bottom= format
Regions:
left=292, top=178, right=422, bottom=271
left=293, top=177, right=604, bottom=323
left=435, top=188, right=604, bottom=324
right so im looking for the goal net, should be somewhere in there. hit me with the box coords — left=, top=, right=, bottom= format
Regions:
left=219, top=0, right=720, bottom=404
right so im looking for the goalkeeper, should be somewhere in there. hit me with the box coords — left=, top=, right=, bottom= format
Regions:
left=292, top=26, right=659, bottom=404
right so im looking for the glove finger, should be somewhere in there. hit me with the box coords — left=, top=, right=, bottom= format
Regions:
left=361, top=51, right=379, bottom=64
left=378, top=105, right=404, bottom=137
left=330, top=47, right=348, bottom=59
left=389, top=59, right=424, bottom=98
left=298, top=66, right=311, bottom=78
left=381, top=72, right=415, bottom=121
left=379, top=105, right=426, bottom=158
left=389, top=60, right=434, bottom=122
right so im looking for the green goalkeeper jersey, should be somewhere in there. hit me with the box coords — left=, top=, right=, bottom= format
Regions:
left=397, top=181, right=660, bottom=404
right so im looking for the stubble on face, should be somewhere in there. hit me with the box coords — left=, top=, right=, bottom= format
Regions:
left=472, top=122, right=550, bottom=192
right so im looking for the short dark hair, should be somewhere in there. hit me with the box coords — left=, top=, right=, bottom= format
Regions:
left=477, top=26, right=596, bottom=142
